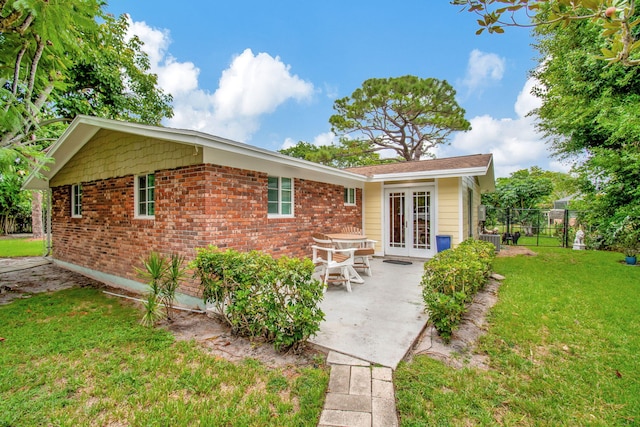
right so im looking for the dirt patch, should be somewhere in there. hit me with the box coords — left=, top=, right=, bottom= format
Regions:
left=0, top=257, right=103, bottom=305
left=406, top=279, right=500, bottom=369
left=496, top=245, right=537, bottom=257
left=0, top=258, right=324, bottom=369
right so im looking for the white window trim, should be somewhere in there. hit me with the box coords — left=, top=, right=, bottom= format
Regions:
left=344, top=187, right=356, bottom=206
left=267, top=176, right=294, bottom=218
left=71, top=184, right=82, bottom=218
left=134, top=172, right=156, bottom=219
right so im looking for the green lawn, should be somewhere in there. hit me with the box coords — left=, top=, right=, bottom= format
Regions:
left=0, top=288, right=328, bottom=427
left=395, top=247, right=640, bottom=426
left=0, top=237, right=45, bottom=257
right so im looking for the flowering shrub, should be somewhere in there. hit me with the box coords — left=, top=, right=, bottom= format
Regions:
left=420, top=239, right=495, bottom=343
left=192, top=246, right=325, bottom=351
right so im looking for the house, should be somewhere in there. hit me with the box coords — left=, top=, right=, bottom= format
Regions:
left=24, top=116, right=495, bottom=306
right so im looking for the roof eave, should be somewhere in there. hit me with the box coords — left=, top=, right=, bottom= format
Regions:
left=23, top=115, right=366, bottom=190
left=367, top=166, right=490, bottom=182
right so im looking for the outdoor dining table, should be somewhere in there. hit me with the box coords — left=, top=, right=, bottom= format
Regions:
left=325, top=233, right=368, bottom=284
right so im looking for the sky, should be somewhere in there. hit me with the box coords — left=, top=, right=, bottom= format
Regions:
left=105, top=0, right=572, bottom=178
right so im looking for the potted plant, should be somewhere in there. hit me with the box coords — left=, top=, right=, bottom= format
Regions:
left=617, top=227, right=640, bottom=266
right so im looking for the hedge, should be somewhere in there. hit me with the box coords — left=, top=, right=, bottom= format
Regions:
left=191, top=246, right=325, bottom=351
left=420, top=238, right=496, bottom=343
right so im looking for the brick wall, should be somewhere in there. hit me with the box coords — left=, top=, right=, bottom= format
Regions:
left=52, top=163, right=362, bottom=297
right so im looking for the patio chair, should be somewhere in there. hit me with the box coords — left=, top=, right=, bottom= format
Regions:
left=312, top=233, right=356, bottom=292
left=339, top=227, right=376, bottom=276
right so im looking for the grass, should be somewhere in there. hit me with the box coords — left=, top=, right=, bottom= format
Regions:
left=0, top=288, right=328, bottom=426
left=395, top=247, right=640, bottom=426
left=0, top=237, right=45, bottom=257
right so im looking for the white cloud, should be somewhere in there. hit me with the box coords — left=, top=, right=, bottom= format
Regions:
left=461, top=49, right=505, bottom=94
left=312, top=131, right=336, bottom=146
left=514, top=76, right=542, bottom=118
left=279, top=131, right=336, bottom=151
left=212, top=49, right=314, bottom=121
left=126, top=19, right=314, bottom=142
left=442, top=77, right=563, bottom=178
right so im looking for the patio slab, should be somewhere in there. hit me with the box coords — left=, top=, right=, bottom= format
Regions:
left=310, top=258, right=428, bottom=369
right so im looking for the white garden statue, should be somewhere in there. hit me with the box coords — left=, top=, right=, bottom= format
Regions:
left=573, top=229, right=585, bottom=250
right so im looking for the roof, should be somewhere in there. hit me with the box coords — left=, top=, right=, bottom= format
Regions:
left=23, top=116, right=495, bottom=192
left=346, top=154, right=496, bottom=192
left=22, top=115, right=366, bottom=190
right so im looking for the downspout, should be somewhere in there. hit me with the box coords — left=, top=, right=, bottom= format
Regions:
left=45, top=189, right=52, bottom=257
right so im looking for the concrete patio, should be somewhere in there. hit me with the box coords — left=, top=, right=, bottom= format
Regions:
left=309, top=257, right=428, bottom=369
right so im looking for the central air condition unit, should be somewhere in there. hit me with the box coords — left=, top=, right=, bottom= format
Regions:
left=477, top=205, right=487, bottom=222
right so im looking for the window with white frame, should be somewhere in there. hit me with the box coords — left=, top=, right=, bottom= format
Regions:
left=71, top=184, right=82, bottom=217
left=136, top=173, right=155, bottom=218
left=267, top=176, right=293, bottom=217
left=344, top=187, right=356, bottom=205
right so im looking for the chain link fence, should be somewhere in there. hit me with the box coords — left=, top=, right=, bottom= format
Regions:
left=480, top=207, right=592, bottom=248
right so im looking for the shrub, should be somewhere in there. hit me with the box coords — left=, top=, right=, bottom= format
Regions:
left=192, top=246, right=325, bottom=351
left=421, top=239, right=495, bottom=343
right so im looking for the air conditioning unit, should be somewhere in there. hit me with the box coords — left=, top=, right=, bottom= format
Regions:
left=478, top=205, right=487, bottom=221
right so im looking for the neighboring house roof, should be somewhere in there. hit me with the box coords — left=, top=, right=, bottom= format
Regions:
left=345, top=154, right=496, bottom=192
left=23, top=116, right=496, bottom=192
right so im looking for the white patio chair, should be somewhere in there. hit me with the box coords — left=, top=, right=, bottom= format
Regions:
left=312, top=233, right=356, bottom=292
left=340, top=227, right=376, bottom=276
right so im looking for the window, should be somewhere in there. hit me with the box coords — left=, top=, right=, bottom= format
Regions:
left=71, top=184, right=82, bottom=217
left=344, top=187, right=356, bottom=205
left=268, top=176, right=293, bottom=217
left=136, top=173, right=155, bottom=218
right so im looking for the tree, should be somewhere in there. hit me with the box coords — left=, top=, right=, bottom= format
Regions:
left=1, top=2, right=172, bottom=172
left=1, top=1, right=173, bottom=236
left=530, top=5, right=640, bottom=245
left=532, top=9, right=640, bottom=158
left=329, top=76, right=470, bottom=162
left=452, top=0, right=640, bottom=66
left=482, top=167, right=554, bottom=235
left=279, top=139, right=396, bottom=168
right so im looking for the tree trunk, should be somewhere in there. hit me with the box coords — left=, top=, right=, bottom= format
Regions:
left=31, top=190, right=43, bottom=238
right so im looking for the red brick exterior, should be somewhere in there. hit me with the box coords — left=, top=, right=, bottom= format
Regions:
left=52, top=164, right=362, bottom=296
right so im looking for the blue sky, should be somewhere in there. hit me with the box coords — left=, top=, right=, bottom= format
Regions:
left=106, top=0, right=570, bottom=177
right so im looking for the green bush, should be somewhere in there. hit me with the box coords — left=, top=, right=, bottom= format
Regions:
left=421, top=239, right=495, bottom=343
left=192, top=246, right=325, bottom=351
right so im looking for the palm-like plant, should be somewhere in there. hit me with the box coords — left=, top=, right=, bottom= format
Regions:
left=135, top=252, right=187, bottom=325
left=160, top=254, right=187, bottom=320
left=135, top=252, right=167, bottom=326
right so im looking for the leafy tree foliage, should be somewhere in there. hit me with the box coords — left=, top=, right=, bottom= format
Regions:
left=531, top=5, right=640, bottom=245
left=533, top=9, right=640, bottom=158
left=453, top=0, right=640, bottom=66
left=0, top=1, right=172, bottom=173
left=1, top=1, right=172, bottom=235
left=329, top=76, right=470, bottom=162
left=482, top=168, right=554, bottom=210
left=279, top=139, right=396, bottom=168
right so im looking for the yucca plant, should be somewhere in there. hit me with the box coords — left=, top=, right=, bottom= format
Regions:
left=140, top=292, right=162, bottom=327
left=135, top=252, right=167, bottom=326
left=160, top=253, right=187, bottom=320
left=135, top=252, right=187, bottom=325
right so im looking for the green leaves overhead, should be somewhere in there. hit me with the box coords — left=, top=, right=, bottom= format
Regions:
left=1, top=0, right=173, bottom=174
left=329, top=75, right=470, bottom=162
left=453, top=0, right=640, bottom=66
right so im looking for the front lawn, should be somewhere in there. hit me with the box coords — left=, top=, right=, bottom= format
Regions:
left=0, top=288, right=328, bottom=426
left=396, top=247, right=640, bottom=426
left=0, top=237, right=45, bottom=257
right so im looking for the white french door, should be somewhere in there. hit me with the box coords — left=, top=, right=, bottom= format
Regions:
left=384, top=187, right=434, bottom=258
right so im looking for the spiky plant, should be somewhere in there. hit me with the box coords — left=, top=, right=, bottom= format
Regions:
left=160, top=253, right=187, bottom=320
